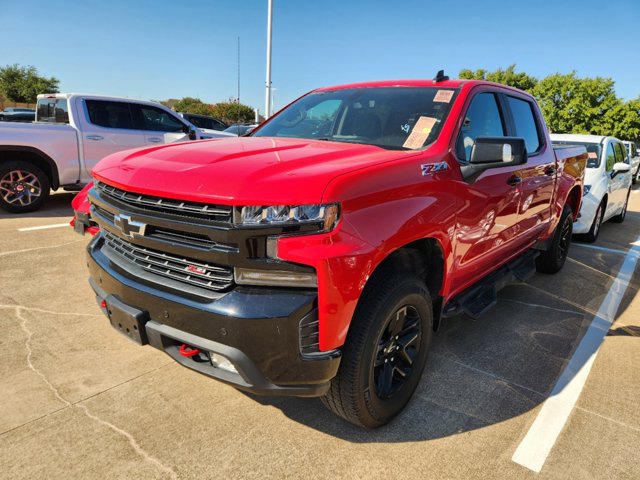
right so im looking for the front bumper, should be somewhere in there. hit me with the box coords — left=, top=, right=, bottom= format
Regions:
left=87, top=235, right=341, bottom=397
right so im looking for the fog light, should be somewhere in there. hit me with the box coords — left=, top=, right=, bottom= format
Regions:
left=209, top=353, right=238, bottom=374
left=234, top=268, right=317, bottom=288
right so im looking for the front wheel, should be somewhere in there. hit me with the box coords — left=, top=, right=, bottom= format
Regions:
left=321, top=275, right=433, bottom=428
left=536, top=205, right=573, bottom=274
left=0, top=161, right=50, bottom=213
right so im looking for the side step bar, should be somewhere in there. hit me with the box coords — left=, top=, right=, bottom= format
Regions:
left=442, top=250, right=539, bottom=320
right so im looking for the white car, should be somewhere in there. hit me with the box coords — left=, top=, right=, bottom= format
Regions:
left=622, top=140, right=640, bottom=183
left=551, top=134, right=632, bottom=242
left=0, top=93, right=212, bottom=212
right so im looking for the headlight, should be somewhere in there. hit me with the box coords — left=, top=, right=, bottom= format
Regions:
left=236, top=204, right=340, bottom=231
left=583, top=185, right=591, bottom=196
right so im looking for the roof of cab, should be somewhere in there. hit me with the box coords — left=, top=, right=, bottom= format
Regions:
left=314, top=79, right=468, bottom=91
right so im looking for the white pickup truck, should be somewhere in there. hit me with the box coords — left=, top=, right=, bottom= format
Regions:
left=0, top=93, right=210, bottom=213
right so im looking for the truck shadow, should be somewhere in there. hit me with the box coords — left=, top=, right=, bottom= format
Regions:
left=0, top=191, right=75, bottom=220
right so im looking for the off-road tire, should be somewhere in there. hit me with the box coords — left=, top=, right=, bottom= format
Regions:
left=321, top=275, right=433, bottom=428
left=0, top=161, right=50, bottom=213
left=536, top=205, right=573, bottom=274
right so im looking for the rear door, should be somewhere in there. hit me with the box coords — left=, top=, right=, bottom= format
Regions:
left=503, top=94, right=555, bottom=242
left=80, top=100, right=148, bottom=176
left=134, top=104, right=190, bottom=145
left=451, top=89, right=523, bottom=292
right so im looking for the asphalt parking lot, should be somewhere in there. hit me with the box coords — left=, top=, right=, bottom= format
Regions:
left=1, top=188, right=639, bottom=479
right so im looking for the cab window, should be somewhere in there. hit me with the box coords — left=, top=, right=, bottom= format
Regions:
left=506, top=96, right=541, bottom=154
left=456, top=93, right=506, bottom=161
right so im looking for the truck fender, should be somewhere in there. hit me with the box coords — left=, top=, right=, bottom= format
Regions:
left=0, top=146, right=61, bottom=189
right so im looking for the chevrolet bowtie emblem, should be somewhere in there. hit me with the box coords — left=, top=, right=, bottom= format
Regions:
left=113, top=214, right=147, bottom=238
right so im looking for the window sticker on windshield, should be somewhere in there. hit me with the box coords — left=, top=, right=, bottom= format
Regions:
left=403, top=116, right=437, bottom=149
left=434, top=90, right=454, bottom=103
left=588, top=152, right=597, bottom=159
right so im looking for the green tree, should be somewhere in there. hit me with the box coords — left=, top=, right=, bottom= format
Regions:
left=0, top=64, right=59, bottom=103
left=172, top=97, right=214, bottom=115
left=210, top=102, right=255, bottom=124
left=459, top=64, right=538, bottom=92
left=532, top=72, right=622, bottom=135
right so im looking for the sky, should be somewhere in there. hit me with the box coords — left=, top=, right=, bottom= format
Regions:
left=1, top=0, right=639, bottom=114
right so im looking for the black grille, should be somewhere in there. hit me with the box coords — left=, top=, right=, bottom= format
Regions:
left=102, top=231, right=234, bottom=293
left=95, top=181, right=232, bottom=223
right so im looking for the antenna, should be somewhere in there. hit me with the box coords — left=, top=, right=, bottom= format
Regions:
left=433, top=70, right=449, bottom=83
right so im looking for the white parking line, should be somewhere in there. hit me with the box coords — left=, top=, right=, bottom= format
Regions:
left=571, top=242, right=631, bottom=257
left=512, top=234, right=640, bottom=473
left=17, top=223, right=70, bottom=232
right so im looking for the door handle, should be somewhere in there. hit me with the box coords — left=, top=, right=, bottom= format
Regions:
left=86, top=135, right=103, bottom=141
left=148, top=137, right=162, bottom=143
left=507, top=175, right=522, bottom=186
left=544, top=166, right=556, bottom=176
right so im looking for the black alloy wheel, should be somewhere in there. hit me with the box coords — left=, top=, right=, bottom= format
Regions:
left=321, top=275, right=433, bottom=428
left=373, top=305, right=422, bottom=399
left=536, top=205, right=573, bottom=274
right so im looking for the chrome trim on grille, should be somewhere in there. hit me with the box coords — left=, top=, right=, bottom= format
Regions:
left=95, top=181, right=232, bottom=222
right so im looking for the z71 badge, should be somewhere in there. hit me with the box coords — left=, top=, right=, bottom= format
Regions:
left=421, top=162, right=449, bottom=176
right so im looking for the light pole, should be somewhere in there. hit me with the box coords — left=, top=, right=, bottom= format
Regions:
left=264, top=0, right=273, bottom=118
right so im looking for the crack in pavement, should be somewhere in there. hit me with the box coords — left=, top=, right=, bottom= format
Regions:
left=502, top=298, right=585, bottom=317
left=575, top=406, right=640, bottom=434
left=518, top=283, right=600, bottom=318
left=566, top=256, right=618, bottom=281
left=7, top=304, right=178, bottom=480
left=431, top=351, right=547, bottom=398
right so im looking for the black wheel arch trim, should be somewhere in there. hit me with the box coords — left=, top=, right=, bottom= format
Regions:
left=0, top=146, right=62, bottom=189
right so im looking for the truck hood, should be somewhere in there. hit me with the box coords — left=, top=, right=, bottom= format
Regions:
left=93, top=137, right=413, bottom=204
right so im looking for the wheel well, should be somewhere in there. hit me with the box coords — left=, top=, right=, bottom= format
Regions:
left=0, top=148, right=60, bottom=189
left=362, top=239, right=445, bottom=330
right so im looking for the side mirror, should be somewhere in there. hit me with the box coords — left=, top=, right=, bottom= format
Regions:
left=611, top=162, right=631, bottom=178
left=470, top=137, right=527, bottom=165
left=188, top=126, right=197, bottom=141
left=461, top=137, right=527, bottom=182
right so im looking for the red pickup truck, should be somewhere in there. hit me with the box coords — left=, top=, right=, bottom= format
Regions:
left=74, top=74, right=587, bottom=427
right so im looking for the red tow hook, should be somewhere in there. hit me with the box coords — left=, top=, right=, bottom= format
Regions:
left=179, top=344, right=202, bottom=357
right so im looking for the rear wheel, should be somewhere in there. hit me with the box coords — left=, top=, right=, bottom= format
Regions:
left=321, top=275, right=433, bottom=428
left=611, top=189, right=630, bottom=223
left=536, top=205, right=573, bottom=274
left=0, top=161, right=50, bottom=213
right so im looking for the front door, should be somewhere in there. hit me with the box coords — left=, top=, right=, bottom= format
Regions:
left=451, top=91, right=523, bottom=293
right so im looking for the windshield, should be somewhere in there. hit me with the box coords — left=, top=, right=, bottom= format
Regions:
left=552, top=141, right=601, bottom=168
left=252, top=87, right=459, bottom=150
